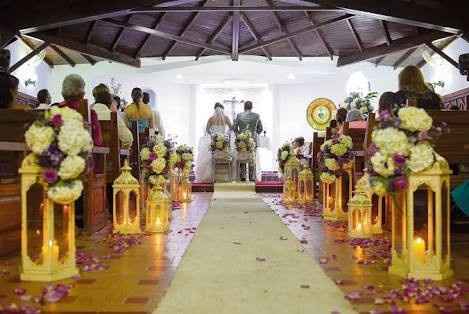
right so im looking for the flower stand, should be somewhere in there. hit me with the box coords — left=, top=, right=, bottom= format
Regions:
left=323, top=163, right=353, bottom=221
left=298, top=168, right=314, bottom=205
left=282, top=157, right=301, bottom=206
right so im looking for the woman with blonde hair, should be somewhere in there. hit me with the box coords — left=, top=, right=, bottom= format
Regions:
left=396, top=65, right=441, bottom=110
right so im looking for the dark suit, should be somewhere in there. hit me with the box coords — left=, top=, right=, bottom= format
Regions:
left=233, top=111, right=263, bottom=181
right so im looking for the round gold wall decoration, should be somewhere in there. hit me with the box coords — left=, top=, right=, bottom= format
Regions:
left=306, top=98, right=337, bottom=131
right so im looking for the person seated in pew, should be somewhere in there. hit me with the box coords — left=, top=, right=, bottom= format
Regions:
left=293, top=136, right=312, bottom=168
left=346, top=108, right=366, bottom=129
left=0, top=72, right=29, bottom=110
left=336, top=107, right=348, bottom=134
left=92, top=84, right=133, bottom=149
left=124, top=87, right=154, bottom=133
left=396, top=65, right=442, bottom=110
left=60, top=74, right=102, bottom=146
left=378, top=91, right=399, bottom=115
left=329, top=119, right=339, bottom=136
left=143, top=92, right=165, bottom=137
left=36, top=89, right=51, bottom=110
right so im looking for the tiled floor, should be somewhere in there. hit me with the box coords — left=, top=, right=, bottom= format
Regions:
left=262, top=194, right=469, bottom=314
left=0, top=193, right=212, bottom=313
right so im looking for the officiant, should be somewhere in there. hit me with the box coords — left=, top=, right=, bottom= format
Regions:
left=233, top=101, right=263, bottom=182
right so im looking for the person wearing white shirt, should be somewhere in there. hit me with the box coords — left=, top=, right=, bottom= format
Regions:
left=36, top=89, right=51, bottom=110
left=92, top=84, right=133, bottom=149
left=143, top=92, right=165, bottom=137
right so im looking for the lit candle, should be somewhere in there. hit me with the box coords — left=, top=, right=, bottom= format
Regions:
left=156, top=217, right=161, bottom=226
left=413, top=237, right=426, bottom=263
left=357, top=223, right=363, bottom=233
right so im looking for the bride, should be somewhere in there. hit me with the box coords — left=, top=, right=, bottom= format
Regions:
left=196, top=103, right=232, bottom=182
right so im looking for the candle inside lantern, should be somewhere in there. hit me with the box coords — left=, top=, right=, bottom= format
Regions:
left=357, top=223, right=363, bottom=233
left=413, top=237, right=426, bottom=263
left=156, top=217, right=161, bottom=226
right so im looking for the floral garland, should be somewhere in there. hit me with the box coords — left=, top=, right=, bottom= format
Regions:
left=24, top=107, right=93, bottom=204
left=344, top=91, right=377, bottom=117
left=210, top=134, right=229, bottom=152
left=235, top=131, right=255, bottom=153
left=277, top=143, right=294, bottom=173
left=367, top=107, right=447, bottom=196
left=318, top=135, right=354, bottom=184
left=169, top=144, right=194, bottom=175
left=140, top=135, right=173, bottom=187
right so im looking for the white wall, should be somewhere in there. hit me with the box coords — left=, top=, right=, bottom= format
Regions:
left=421, top=38, right=469, bottom=95
left=7, top=40, right=52, bottom=97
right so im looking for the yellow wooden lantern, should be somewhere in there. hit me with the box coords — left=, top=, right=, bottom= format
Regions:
left=298, top=168, right=314, bottom=205
left=282, top=156, right=301, bottom=205
left=113, top=160, right=141, bottom=234
left=170, top=168, right=182, bottom=202
left=19, top=155, right=78, bottom=282
left=389, top=156, right=453, bottom=280
left=145, top=178, right=170, bottom=233
left=323, top=162, right=353, bottom=221
left=180, top=167, right=192, bottom=203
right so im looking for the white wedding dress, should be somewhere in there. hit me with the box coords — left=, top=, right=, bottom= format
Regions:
left=195, top=109, right=232, bottom=182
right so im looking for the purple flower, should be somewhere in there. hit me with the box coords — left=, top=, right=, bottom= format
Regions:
left=38, top=144, right=64, bottom=168
left=367, top=144, right=378, bottom=157
left=43, top=169, right=58, bottom=184
left=417, top=131, right=431, bottom=141
left=379, top=110, right=391, bottom=121
left=392, top=154, right=406, bottom=167
left=50, top=114, right=63, bottom=128
left=148, top=152, right=157, bottom=162
left=391, top=176, right=408, bottom=191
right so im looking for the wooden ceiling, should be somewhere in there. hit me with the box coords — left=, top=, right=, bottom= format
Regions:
left=1, top=0, right=467, bottom=70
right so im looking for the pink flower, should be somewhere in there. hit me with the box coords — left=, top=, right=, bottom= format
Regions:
left=50, top=114, right=63, bottom=128
left=43, top=168, right=58, bottom=184
left=391, top=176, right=408, bottom=191
left=148, top=152, right=157, bottom=161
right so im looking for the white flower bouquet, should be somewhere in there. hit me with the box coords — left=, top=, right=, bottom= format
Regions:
left=169, top=144, right=194, bottom=175
left=235, top=131, right=255, bottom=153
left=140, top=136, right=173, bottom=187
left=277, top=143, right=294, bottom=174
left=24, top=107, right=93, bottom=204
left=318, top=135, right=354, bottom=183
left=210, top=134, right=229, bottom=152
left=367, top=107, right=448, bottom=196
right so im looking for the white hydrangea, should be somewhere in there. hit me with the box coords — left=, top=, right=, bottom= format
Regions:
left=372, top=127, right=410, bottom=156
left=408, top=143, right=435, bottom=173
left=182, top=152, right=193, bottom=161
left=48, top=180, right=83, bottom=204
left=151, top=158, right=166, bottom=174
left=58, top=155, right=86, bottom=180
left=398, top=107, right=433, bottom=132
left=140, top=147, right=151, bottom=161
left=280, top=150, right=289, bottom=161
left=371, top=151, right=396, bottom=178
left=49, top=106, right=83, bottom=123
left=25, top=123, right=55, bottom=154
left=58, top=121, right=93, bottom=155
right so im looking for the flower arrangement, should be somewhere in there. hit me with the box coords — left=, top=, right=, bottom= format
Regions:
left=210, top=134, right=229, bottom=152
left=277, top=143, right=294, bottom=173
left=169, top=144, right=194, bottom=175
left=24, top=107, right=93, bottom=204
left=344, top=91, right=377, bottom=117
left=367, top=107, right=448, bottom=196
left=318, top=135, right=354, bottom=183
left=235, top=131, right=255, bottom=153
left=140, top=135, right=173, bottom=187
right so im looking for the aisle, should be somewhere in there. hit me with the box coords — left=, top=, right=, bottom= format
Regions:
left=153, top=183, right=355, bottom=314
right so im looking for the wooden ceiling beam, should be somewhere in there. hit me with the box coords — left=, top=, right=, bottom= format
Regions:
left=417, top=36, right=457, bottom=69
left=380, top=20, right=392, bottom=46
left=111, top=15, right=133, bottom=51
left=265, top=0, right=302, bottom=61
left=103, top=18, right=230, bottom=55
left=132, top=6, right=343, bottom=13
left=336, top=31, right=448, bottom=67
left=392, top=46, right=418, bottom=69
left=18, top=36, right=54, bottom=68
left=195, top=14, right=232, bottom=60
left=81, top=53, right=97, bottom=65
left=374, top=55, right=385, bottom=67
left=9, top=41, right=48, bottom=73
left=304, top=11, right=333, bottom=60
left=134, top=13, right=166, bottom=57
left=346, top=19, right=363, bottom=51
left=85, top=21, right=97, bottom=44
left=239, top=14, right=353, bottom=54
left=306, top=0, right=463, bottom=34
left=161, top=0, right=208, bottom=60
left=0, top=32, right=16, bottom=49
left=30, top=33, right=140, bottom=67
left=425, top=41, right=459, bottom=69
left=50, top=44, right=76, bottom=67
left=240, top=14, right=272, bottom=61
left=232, top=0, right=241, bottom=61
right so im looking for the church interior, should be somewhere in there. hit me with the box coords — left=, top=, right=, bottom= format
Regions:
left=0, top=1, right=469, bottom=313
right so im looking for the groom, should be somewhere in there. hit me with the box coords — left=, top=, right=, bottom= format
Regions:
left=233, top=101, right=263, bottom=182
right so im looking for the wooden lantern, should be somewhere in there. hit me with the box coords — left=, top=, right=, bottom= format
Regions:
left=170, top=168, right=182, bottom=202
left=389, top=157, right=453, bottom=280
left=180, top=169, right=192, bottom=202
left=145, top=181, right=170, bottom=233
left=323, top=162, right=353, bottom=221
left=112, top=160, right=141, bottom=234
left=298, top=168, right=314, bottom=205
left=282, top=157, right=301, bottom=206
left=19, top=155, right=78, bottom=281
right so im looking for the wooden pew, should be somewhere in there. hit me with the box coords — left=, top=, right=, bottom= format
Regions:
left=129, top=121, right=142, bottom=181
left=312, top=132, right=324, bottom=197
left=0, top=110, right=43, bottom=256
left=77, top=101, right=110, bottom=234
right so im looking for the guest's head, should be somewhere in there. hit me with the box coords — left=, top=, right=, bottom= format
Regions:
left=113, top=95, right=122, bottom=110
left=244, top=100, right=253, bottom=111
left=294, top=137, right=305, bottom=148
left=399, top=65, right=428, bottom=94
left=329, top=119, right=337, bottom=129
left=378, top=92, right=398, bottom=113
left=0, top=72, right=19, bottom=109
left=92, top=83, right=112, bottom=107
left=142, top=92, right=150, bottom=105
left=131, top=87, right=143, bottom=103
left=214, top=102, right=224, bottom=110
left=336, top=108, right=348, bottom=125
left=62, top=74, right=85, bottom=101
left=346, top=109, right=364, bottom=122
left=37, top=89, right=51, bottom=105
